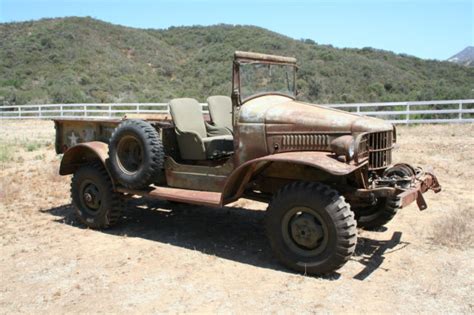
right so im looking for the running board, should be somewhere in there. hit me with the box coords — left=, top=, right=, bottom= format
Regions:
left=117, top=186, right=222, bottom=207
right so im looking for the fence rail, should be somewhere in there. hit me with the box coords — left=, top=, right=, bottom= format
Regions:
left=1, top=99, right=473, bottom=124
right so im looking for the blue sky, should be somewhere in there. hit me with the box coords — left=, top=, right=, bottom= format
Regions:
left=1, top=0, right=472, bottom=60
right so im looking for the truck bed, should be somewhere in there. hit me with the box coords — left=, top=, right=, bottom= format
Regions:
left=53, top=113, right=209, bottom=154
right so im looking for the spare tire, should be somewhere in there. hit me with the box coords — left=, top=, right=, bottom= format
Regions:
left=108, top=119, right=165, bottom=189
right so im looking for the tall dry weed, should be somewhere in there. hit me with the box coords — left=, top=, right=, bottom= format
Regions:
left=429, top=208, right=474, bottom=249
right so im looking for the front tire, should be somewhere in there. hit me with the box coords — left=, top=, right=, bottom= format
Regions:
left=71, top=163, right=124, bottom=229
left=265, top=182, right=357, bottom=275
left=353, top=163, right=414, bottom=230
left=353, top=197, right=399, bottom=230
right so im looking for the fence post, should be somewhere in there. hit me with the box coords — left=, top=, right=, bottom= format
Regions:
left=60, top=105, right=63, bottom=117
left=39, top=106, right=42, bottom=118
left=356, top=105, right=360, bottom=114
left=108, top=104, right=112, bottom=118
left=459, top=102, right=462, bottom=121
left=136, top=104, right=140, bottom=113
left=18, top=106, right=22, bottom=119
left=406, top=103, right=410, bottom=124
left=84, top=104, right=87, bottom=117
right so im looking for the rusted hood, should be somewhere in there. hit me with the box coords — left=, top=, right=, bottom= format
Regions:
left=240, top=96, right=393, bottom=133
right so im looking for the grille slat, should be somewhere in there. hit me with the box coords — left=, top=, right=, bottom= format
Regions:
left=368, top=131, right=393, bottom=170
left=358, top=136, right=369, bottom=161
left=281, top=134, right=329, bottom=151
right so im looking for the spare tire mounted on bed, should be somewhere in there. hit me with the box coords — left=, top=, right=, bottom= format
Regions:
left=108, top=119, right=165, bottom=189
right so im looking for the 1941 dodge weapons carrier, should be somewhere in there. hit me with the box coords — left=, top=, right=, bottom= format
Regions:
left=55, top=51, right=441, bottom=275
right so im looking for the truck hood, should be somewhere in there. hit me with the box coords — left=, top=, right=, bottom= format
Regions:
left=239, top=96, right=393, bottom=133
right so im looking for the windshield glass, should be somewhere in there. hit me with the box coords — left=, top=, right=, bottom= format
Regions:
left=239, top=62, right=296, bottom=101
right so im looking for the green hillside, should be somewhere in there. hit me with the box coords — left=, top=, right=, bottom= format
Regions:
left=1, top=17, right=473, bottom=105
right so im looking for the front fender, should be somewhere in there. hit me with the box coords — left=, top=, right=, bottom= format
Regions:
left=221, top=151, right=366, bottom=204
left=59, top=142, right=113, bottom=184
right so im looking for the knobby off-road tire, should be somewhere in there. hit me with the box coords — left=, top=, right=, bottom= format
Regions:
left=265, top=182, right=357, bottom=275
left=353, top=163, right=414, bottom=230
left=108, top=119, right=165, bottom=189
left=71, top=162, right=125, bottom=229
left=353, top=197, right=399, bottom=230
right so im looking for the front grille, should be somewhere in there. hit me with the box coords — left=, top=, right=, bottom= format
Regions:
left=356, top=134, right=369, bottom=163
left=281, top=134, right=329, bottom=151
left=368, top=131, right=393, bottom=170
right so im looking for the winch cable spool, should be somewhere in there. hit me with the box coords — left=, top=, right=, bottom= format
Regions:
left=384, top=163, right=416, bottom=178
left=376, top=163, right=417, bottom=189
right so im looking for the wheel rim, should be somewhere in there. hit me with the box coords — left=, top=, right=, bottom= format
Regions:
left=116, top=135, right=143, bottom=175
left=282, top=206, right=329, bottom=257
left=80, top=180, right=102, bottom=214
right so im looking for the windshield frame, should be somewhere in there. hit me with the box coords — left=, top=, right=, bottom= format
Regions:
left=232, top=52, right=298, bottom=105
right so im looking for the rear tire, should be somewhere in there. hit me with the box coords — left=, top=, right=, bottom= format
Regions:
left=265, top=182, right=357, bottom=275
left=108, top=119, right=165, bottom=189
left=71, top=163, right=124, bottom=229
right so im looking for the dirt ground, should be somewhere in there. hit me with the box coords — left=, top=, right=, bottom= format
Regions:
left=0, top=120, right=473, bottom=314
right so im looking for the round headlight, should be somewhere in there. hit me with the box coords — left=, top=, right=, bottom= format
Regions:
left=347, top=141, right=355, bottom=159
left=330, top=135, right=356, bottom=162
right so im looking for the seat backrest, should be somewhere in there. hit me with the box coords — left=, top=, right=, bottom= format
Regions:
left=169, top=98, right=207, bottom=138
left=207, top=95, right=233, bottom=131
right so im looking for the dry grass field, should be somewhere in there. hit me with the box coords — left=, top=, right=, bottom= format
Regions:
left=0, top=120, right=473, bottom=313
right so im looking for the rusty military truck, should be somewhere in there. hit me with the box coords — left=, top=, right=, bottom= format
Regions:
left=54, top=51, right=441, bottom=275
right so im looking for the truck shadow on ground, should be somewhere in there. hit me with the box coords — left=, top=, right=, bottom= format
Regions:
left=42, top=198, right=408, bottom=280
left=351, top=231, right=409, bottom=280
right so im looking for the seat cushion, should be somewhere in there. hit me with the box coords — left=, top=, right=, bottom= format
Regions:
left=207, top=95, right=233, bottom=131
left=169, top=98, right=207, bottom=138
left=202, top=135, right=234, bottom=158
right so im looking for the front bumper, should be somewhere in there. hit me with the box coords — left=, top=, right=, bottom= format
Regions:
left=354, top=167, right=442, bottom=210
left=396, top=170, right=441, bottom=210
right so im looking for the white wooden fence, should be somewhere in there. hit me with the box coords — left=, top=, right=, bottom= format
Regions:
left=0, top=99, right=473, bottom=124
